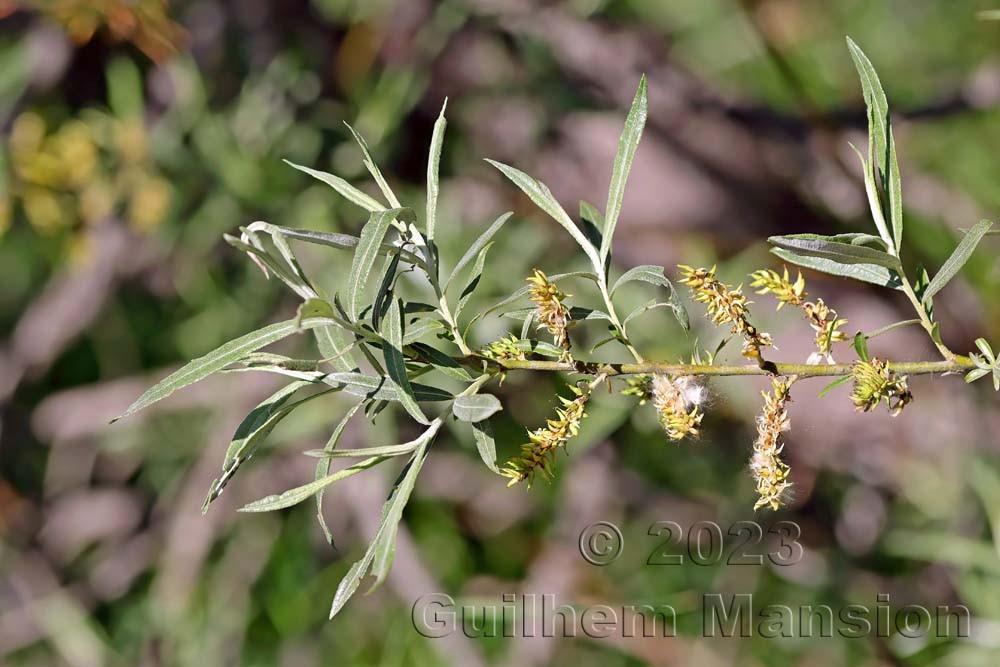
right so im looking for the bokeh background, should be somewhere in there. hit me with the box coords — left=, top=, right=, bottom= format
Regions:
left=2, top=1, right=1000, bottom=665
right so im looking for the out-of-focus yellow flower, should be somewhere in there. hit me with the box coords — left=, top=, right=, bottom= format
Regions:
left=6, top=107, right=168, bottom=239
left=79, top=179, right=114, bottom=223
left=23, top=188, right=65, bottom=234
left=128, top=175, right=172, bottom=231
left=57, top=120, right=98, bottom=187
left=115, top=118, right=147, bottom=163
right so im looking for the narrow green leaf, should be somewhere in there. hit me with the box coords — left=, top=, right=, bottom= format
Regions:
left=371, top=252, right=401, bottom=329
left=966, top=368, right=991, bottom=384
left=426, top=100, right=447, bottom=241
left=485, top=159, right=602, bottom=270
left=271, top=225, right=424, bottom=267
left=923, top=220, right=994, bottom=302
left=454, top=242, right=492, bottom=319
left=381, top=299, right=430, bottom=425
left=769, top=234, right=901, bottom=270
left=848, top=140, right=894, bottom=252
left=306, top=441, right=420, bottom=459
left=602, top=75, right=647, bottom=262
left=444, top=212, right=512, bottom=291
left=409, top=342, right=473, bottom=381
left=846, top=37, right=889, bottom=180
left=347, top=208, right=411, bottom=320
left=452, top=394, right=503, bottom=423
left=863, top=319, right=921, bottom=339
left=317, top=334, right=357, bottom=372
left=325, top=372, right=452, bottom=403
left=975, top=338, right=995, bottom=362
left=316, top=403, right=362, bottom=546
left=114, top=318, right=339, bottom=421
left=224, top=235, right=315, bottom=300
left=401, top=318, right=446, bottom=345
left=472, top=419, right=499, bottom=474
left=344, top=123, right=401, bottom=208
left=610, top=264, right=673, bottom=294
left=331, top=427, right=436, bottom=618
left=241, top=456, right=385, bottom=513
left=818, top=375, right=853, bottom=398
left=368, top=429, right=436, bottom=590
left=283, top=159, right=381, bottom=212
left=610, top=264, right=688, bottom=330
left=579, top=200, right=605, bottom=253
left=622, top=299, right=670, bottom=330
left=884, top=115, right=903, bottom=249
left=770, top=248, right=902, bottom=289
left=853, top=332, right=870, bottom=361
left=203, top=380, right=315, bottom=512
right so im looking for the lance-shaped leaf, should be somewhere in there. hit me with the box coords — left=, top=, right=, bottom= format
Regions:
left=409, top=342, right=472, bottom=381
left=204, top=382, right=334, bottom=511
left=454, top=242, right=492, bottom=319
left=444, top=212, right=512, bottom=291
left=381, top=299, right=430, bottom=425
left=771, top=248, right=903, bottom=289
left=113, top=317, right=342, bottom=421
left=345, top=122, right=401, bottom=208
left=346, top=208, right=411, bottom=320
left=471, top=419, right=499, bottom=473
left=240, top=455, right=386, bottom=513
left=849, top=136, right=894, bottom=252
left=283, top=160, right=382, bottom=212
left=610, top=264, right=688, bottom=331
left=923, top=220, right=994, bottom=302
left=485, top=159, right=602, bottom=271
left=307, top=441, right=422, bottom=459
left=769, top=234, right=902, bottom=270
left=315, top=402, right=362, bottom=546
left=452, top=394, right=503, bottom=423
left=330, top=423, right=438, bottom=618
left=325, top=372, right=453, bottom=403
left=847, top=37, right=903, bottom=248
left=426, top=100, right=447, bottom=241
left=580, top=200, right=605, bottom=253
left=270, top=225, right=424, bottom=267
left=224, top=234, right=317, bottom=300
left=601, top=75, right=647, bottom=263
left=401, top=318, right=446, bottom=345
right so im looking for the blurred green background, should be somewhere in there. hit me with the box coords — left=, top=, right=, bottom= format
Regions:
left=2, top=1, right=1000, bottom=665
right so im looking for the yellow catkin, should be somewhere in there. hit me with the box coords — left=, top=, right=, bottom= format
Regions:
left=679, top=265, right=773, bottom=360
left=501, top=385, right=589, bottom=486
left=650, top=374, right=704, bottom=441
left=751, top=267, right=848, bottom=363
left=527, top=269, right=572, bottom=355
left=850, top=358, right=912, bottom=416
left=750, top=378, right=794, bottom=511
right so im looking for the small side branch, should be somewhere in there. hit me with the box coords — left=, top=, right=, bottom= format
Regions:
left=481, top=357, right=976, bottom=378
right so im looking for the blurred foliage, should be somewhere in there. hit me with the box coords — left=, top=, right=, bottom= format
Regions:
left=2, top=1, right=1000, bottom=666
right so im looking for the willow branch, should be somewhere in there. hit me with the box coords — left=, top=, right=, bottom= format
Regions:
left=472, top=356, right=977, bottom=378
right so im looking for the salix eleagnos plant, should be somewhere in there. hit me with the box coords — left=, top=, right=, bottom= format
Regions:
left=114, top=38, right=997, bottom=617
